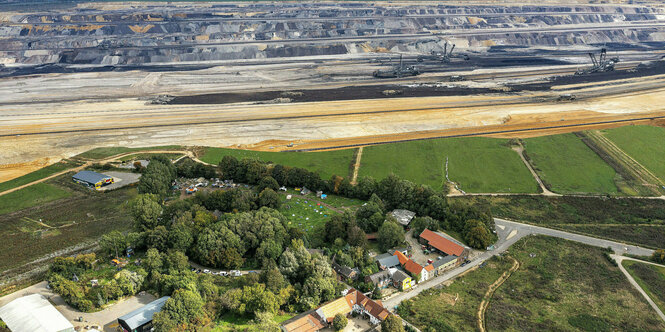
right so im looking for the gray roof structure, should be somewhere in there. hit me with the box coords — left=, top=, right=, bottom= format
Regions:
left=0, top=294, right=74, bottom=332
left=72, top=170, right=112, bottom=185
left=366, top=270, right=391, bottom=285
left=118, top=296, right=169, bottom=331
left=392, top=270, right=411, bottom=283
left=390, top=209, right=416, bottom=226
left=377, top=255, right=400, bottom=269
left=373, top=253, right=393, bottom=262
left=432, top=255, right=458, bottom=268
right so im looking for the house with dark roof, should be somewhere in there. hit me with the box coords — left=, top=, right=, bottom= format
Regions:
left=332, top=263, right=359, bottom=281
left=377, top=255, right=400, bottom=270
left=419, top=229, right=470, bottom=261
left=365, top=270, right=391, bottom=289
left=391, top=270, right=414, bottom=290
left=117, top=296, right=169, bottom=332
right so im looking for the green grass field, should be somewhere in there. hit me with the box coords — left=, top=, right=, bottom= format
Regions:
left=0, top=183, right=72, bottom=215
left=358, top=137, right=538, bottom=193
left=200, top=147, right=355, bottom=179
left=398, top=255, right=513, bottom=331
left=0, top=160, right=81, bottom=193
left=623, top=260, right=665, bottom=313
left=484, top=236, right=665, bottom=331
left=602, top=125, right=665, bottom=184
left=278, top=194, right=341, bottom=234
left=76, top=145, right=183, bottom=160
left=523, top=134, right=619, bottom=194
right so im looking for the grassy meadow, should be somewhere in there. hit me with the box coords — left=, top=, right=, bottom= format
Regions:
left=76, top=145, right=184, bottom=160
left=602, top=125, right=665, bottom=184
left=523, top=134, right=619, bottom=194
left=358, top=137, right=538, bottom=193
left=0, top=183, right=72, bottom=215
left=623, top=260, right=665, bottom=313
left=485, top=236, right=665, bottom=331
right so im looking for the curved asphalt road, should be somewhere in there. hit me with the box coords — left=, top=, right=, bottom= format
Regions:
left=383, top=218, right=655, bottom=309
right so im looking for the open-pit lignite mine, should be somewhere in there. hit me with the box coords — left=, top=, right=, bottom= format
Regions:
left=2, top=0, right=665, bottom=181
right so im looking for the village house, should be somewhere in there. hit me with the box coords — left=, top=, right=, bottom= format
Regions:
left=365, top=270, right=391, bottom=289
left=332, top=263, right=359, bottom=282
left=392, top=270, right=414, bottom=291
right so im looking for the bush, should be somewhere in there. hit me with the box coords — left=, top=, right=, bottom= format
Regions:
left=652, top=249, right=665, bottom=264
left=333, top=314, right=348, bottom=331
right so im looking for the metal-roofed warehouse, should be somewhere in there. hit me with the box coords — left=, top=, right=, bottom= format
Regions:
left=0, top=294, right=74, bottom=332
left=117, top=296, right=169, bottom=332
left=72, top=170, right=114, bottom=189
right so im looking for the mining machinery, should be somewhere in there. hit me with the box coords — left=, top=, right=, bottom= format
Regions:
left=373, top=54, right=420, bottom=78
left=417, top=42, right=470, bottom=63
left=575, top=48, right=619, bottom=75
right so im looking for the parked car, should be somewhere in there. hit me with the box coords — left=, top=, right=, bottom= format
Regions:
left=230, top=270, right=242, bottom=277
left=203, top=269, right=211, bottom=274
left=219, top=271, right=228, bottom=277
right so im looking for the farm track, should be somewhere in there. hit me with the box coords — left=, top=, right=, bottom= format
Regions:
left=477, top=256, right=520, bottom=332
left=585, top=130, right=665, bottom=189
left=613, top=255, right=665, bottom=323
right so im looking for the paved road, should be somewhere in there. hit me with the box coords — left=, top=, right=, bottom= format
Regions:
left=383, top=218, right=655, bottom=309
left=612, top=255, right=665, bottom=322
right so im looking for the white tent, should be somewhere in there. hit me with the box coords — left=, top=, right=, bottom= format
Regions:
left=0, top=294, right=74, bottom=332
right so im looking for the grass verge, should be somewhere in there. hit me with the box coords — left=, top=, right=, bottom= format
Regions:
left=76, top=145, right=183, bottom=160
left=0, top=183, right=72, bottom=215
left=622, top=260, right=665, bottom=313
left=0, top=159, right=81, bottom=193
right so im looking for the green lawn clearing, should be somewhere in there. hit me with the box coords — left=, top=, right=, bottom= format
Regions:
left=602, top=125, right=665, bottom=184
left=200, top=147, right=355, bottom=179
left=76, top=146, right=184, bottom=160
left=485, top=236, right=664, bottom=331
left=358, top=137, right=538, bottom=193
left=523, top=133, right=619, bottom=194
left=0, top=183, right=72, bottom=215
left=623, top=260, right=665, bottom=313
left=279, top=194, right=340, bottom=234
left=0, top=159, right=81, bottom=193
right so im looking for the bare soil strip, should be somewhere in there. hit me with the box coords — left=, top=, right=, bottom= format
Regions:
left=350, top=147, right=363, bottom=185
left=477, top=256, right=520, bottom=332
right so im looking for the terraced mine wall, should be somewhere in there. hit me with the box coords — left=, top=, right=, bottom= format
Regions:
left=1, top=3, right=665, bottom=67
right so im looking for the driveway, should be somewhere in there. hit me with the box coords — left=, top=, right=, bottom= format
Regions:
left=0, top=281, right=157, bottom=332
left=99, top=171, right=141, bottom=191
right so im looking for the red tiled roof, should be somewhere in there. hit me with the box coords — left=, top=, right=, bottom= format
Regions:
left=394, top=251, right=409, bottom=265
left=282, top=313, right=325, bottom=332
left=420, top=229, right=465, bottom=256
left=345, top=289, right=390, bottom=322
left=403, top=259, right=423, bottom=275
left=424, top=264, right=434, bottom=272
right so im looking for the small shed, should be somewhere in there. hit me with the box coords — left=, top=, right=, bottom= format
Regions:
left=390, top=209, right=416, bottom=226
left=117, top=296, right=170, bottom=332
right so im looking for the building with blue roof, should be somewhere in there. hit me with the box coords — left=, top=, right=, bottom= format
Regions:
left=117, top=296, right=169, bottom=332
left=72, top=170, right=114, bottom=189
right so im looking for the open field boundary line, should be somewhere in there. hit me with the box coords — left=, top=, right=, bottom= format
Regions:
left=350, top=147, right=363, bottom=185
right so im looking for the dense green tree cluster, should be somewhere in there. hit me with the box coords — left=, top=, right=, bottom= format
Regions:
left=219, top=156, right=327, bottom=191
left=176, top=158, right=217, bottom=179
left=47, top=253, right=147, bottom=312
left=138, top=155, right=177, bottom=197
left=653, top=249, right=665, bottom=264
